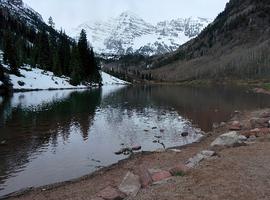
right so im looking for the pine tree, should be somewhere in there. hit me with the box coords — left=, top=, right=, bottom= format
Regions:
left=48, top=16, right=55, bottom=29
left=77, top=29, right=101, bottom=83
left=3, top=32, right=19, bottom=75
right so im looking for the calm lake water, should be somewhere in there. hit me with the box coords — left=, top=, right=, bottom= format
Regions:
left=0, top=85, right=270, bottom=197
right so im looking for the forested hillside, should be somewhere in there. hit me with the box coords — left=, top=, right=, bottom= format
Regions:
left=150, top=0, right=270, bottom=81
left=104, top=0, right=270, bottom=83
left=0, top=0, right=101, bottom=90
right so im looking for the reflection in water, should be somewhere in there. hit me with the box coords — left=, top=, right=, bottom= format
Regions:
left=0, top=85, right=270, bottom=197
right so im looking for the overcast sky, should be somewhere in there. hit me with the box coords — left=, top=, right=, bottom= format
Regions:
left=24, top=0, right=229, bottom=31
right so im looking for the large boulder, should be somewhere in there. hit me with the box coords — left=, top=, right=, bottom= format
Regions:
left=211, top=131, right=247, bottom=148
left=118, top=172, right=141, bottom=197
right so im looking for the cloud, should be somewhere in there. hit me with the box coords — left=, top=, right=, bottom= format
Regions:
left=23, top=0, right=229, bottom=31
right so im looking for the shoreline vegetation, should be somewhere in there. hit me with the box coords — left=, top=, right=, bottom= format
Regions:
left=4, top=106, right=270, bottom=200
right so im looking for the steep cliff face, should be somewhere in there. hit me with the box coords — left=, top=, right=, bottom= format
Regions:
left=0, top=0, right=44, bottom=28
left=71, top=11, right=211, bottom=56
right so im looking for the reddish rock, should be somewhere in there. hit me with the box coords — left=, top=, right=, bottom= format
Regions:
left=131, top=145, right=142, bottom=151
left=229, top=121, right=242, bottom=131
left=169, top=164, right=189, bottom=176
left=97, top=186, right=126, bottom=200
left=151, top=170, right=172, bottom=182
left=241, top=130, right=258, bottom=138
left=241, top=128, right=270, bottom=138
left=139, top=166, right=152, bottom=188
left=257, top=128, right=270, bottom=137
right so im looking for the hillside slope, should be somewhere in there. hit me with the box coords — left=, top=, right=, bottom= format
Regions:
left=147, top=0, right=270, bottom=82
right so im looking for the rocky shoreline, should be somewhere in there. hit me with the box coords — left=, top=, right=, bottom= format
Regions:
left=4, top=108, right=270, bottom=200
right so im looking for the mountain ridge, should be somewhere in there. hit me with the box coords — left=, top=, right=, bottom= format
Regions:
left=71, top=12, right=211, bottom=56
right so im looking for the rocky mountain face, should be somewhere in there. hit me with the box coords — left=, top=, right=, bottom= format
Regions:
left=72, top=12, right=211, bottom=56
left=0, top=0, right=44, bottom=28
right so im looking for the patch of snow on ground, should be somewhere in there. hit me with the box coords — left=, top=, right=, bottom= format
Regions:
left=6, top=65, right=128, bottom=90
left=101, top=72, right=129, bottom=85
left=0, top=81, right=3, bottom=86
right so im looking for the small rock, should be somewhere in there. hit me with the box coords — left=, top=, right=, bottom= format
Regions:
left=260, top=112, right=270, bottom=118
left=200, top=150, right=216, bottom=157
left=154, top=136, right=162, bottom=139
left=169, top=164, right=189, bottom=176
left=118, top=172, right=141, bottom=197
left=144, top=129, right=149, bottom=132
left=0, top=140, right=6, bottom=145
left=257, top=128, right=270, bottom=137
left=17, top=81, right=25, bottom=86
left=160, top=129, right=165, bottom=133
left=169, top=149, right=182, bottom=153
left=181, top=132, right=189, bottom=137
left=229, top=121, right=242, bottom=131
left=186, top=150, right=216, bottom=168
left=139, top=166, right=152, bottom=188
left=151, top=170, right=172, bottom=182
left=250, top=118, right=270, bottom=129
left=212, top=123, right=220, bottom=129
left=97, top=186, right=126, bottom=200
left=247, top=135, right=257, bottom=142
left=211, top=131, right=247, bottom=148
left=155, top=148, right=165, bottom=153
left=131, top=146, right=142, bottom=151
left=220, top=122, right=226, bottom=127
left=148, top=168, right=163, bottom=175
left=152, top=127, right=158, bottom=129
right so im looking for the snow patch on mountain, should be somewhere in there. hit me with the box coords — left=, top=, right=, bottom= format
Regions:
left=71, top=11, right=211, bottom=56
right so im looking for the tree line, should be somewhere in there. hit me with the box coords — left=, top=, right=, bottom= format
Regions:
left=0, top=7, right=101, bottom=85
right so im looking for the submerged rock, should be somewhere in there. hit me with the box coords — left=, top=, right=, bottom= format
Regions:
left=211, top=131, right=247, bottom=148
left=181, top=132, right=189, bottom=137
left=131, top=146, right=142, bottom=151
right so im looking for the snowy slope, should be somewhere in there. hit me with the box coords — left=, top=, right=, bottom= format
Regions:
left=102, top=72, right=128, bottom=85
left=1, top=64, right=128, bottom=91
left=71, top=12, right=211, bottom=56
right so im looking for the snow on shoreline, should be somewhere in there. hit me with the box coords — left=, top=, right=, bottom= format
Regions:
left=2, top=65, right=128, bottom=91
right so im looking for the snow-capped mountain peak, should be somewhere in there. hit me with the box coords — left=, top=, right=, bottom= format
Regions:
left=71, top=11, right=212, bottom=56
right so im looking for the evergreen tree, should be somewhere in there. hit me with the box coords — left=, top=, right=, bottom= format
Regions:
left=48, top=16, right=55, bottom=29
left=77, top=29, right=101, bottom=84
left=3, top=32, right=19, bottom=75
